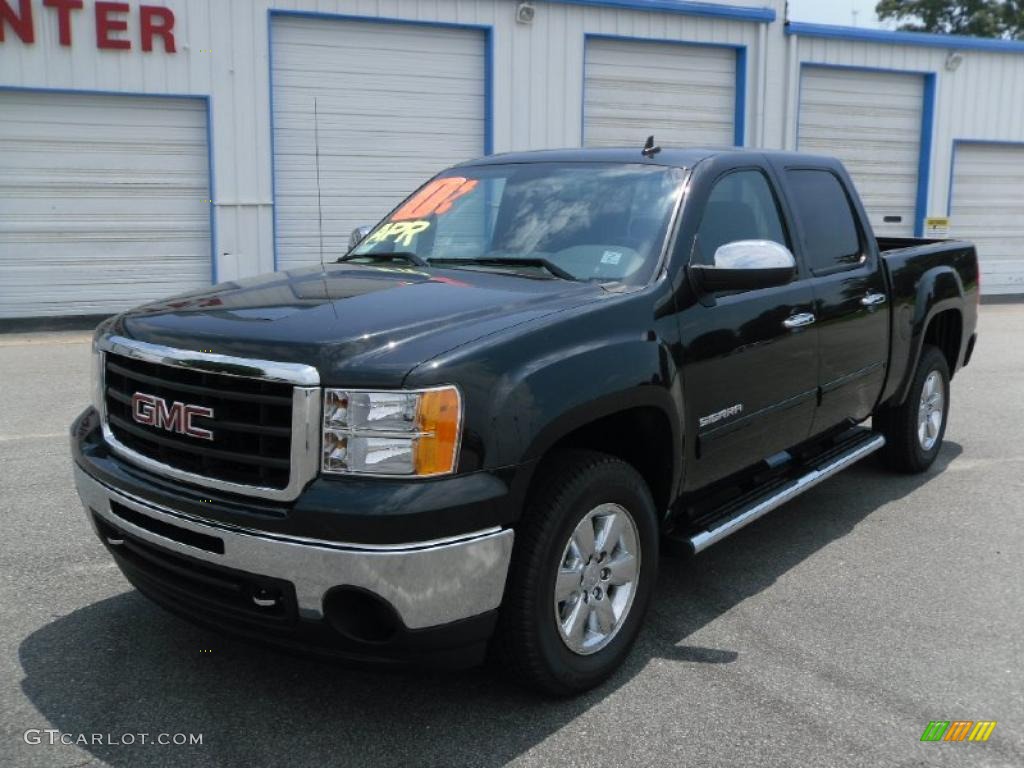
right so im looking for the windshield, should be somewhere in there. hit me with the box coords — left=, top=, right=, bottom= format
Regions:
left=348, top=162, right=683, bottom=285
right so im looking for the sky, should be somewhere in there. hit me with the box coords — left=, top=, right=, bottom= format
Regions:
left=786, top=0, right=894, bottom=29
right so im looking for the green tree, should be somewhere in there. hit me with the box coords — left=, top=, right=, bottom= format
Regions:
left=875, top=0, right=1024, bottom=38
left=1000, top=0, right=1024, bottom=37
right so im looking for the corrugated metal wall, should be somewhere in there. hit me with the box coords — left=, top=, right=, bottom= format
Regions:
left=3, top=0, right=1024, bottom=294
left=789, top=35, right=1024, bottom=228
left=0, top=0, right=770, bottom=287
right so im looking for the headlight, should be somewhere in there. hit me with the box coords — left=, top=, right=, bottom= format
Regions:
left=321, top=386, right=462, bottom=477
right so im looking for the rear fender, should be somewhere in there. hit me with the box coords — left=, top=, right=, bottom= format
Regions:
left=891, top=265, right=964, bottom=405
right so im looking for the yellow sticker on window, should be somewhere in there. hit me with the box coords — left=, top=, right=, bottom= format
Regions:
left=365, top=220, right=431, bottom=248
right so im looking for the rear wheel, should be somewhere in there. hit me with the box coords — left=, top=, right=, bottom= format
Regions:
left=495, top=451, right=659, bottom=696
left=875, top=344, right=950, bottom=473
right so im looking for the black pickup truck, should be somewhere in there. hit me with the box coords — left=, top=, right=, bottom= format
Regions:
left=71, top=147, right=978, bottom=696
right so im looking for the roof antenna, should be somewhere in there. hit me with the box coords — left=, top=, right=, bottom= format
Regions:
left=641, top=135, right=661, bottom=158
left=313, top=98, right=326, bottom=272
left=313, top=98, right=336, bottom=315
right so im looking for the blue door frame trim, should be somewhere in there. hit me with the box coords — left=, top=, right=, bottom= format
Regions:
left=786, top=21, right=1024, bottom=54
left=552, top=0, right=774, bottom=22
left=917, top=74, right=937, bottom=238
left=581, top=33, right=748, bottom=148
left=946, top=138, right=1024, bottom=216
left=794, top=63, right=936, bottom=238
left=267, top=9, right=495, bottom=272
left=0, top=84, right=218, bottom=285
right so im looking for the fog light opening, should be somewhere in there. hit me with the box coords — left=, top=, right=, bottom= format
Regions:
left=323, top=587, right=401, bottom=644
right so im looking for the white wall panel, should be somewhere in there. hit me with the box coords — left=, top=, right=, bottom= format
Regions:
left=793, top=34, right=1024, bottom=290
left=583, top=37, right=737, bottom=148
left=0, top=90, right=210, bottom=317
left=270, top=14, right=485, bottom=270
left=5, top=0, right=1024, bottom=310
left=949, top=142, right=1024, bottom=295
left=0, top=0, right=767, bottom=311
left=798, top=66, right=923, bottom=238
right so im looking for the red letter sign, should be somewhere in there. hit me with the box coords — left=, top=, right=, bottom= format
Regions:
left=43, top=0, right=83, bottom=47
left=95, top=1, right=129, bottom=49
left=140, top=4, right=174, bottom=52
left=0, top=0, right=34, bottom=43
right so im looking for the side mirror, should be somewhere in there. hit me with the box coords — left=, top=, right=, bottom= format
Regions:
left=348, top=225, right=372, bottom=252
left=689, top=240, right=797, bottom=294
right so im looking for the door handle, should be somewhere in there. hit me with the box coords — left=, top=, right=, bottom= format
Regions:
left=861, top=292, right=887, bottom=307
left=783, top=312, right=816, bottom=330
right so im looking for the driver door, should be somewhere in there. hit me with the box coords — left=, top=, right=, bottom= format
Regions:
left=679, top=168, right=819, bottom=489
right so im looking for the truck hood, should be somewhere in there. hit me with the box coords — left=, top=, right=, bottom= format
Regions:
left=113, top=263, right=606, bottom=386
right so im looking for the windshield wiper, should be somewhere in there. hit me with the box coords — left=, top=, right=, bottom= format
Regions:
left=430, top=257, right=576, bottom=281
left=338, top=251, right=429, bottom=268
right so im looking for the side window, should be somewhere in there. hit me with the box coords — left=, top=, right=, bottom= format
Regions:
left=785, top=170, right=863, bottom=273
left=694, top=170, right=789, bottom=265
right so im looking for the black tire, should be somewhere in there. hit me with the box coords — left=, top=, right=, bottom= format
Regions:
left=494, top=450, right=659, bottom=697
left=875, top=344, right=950, bottom=473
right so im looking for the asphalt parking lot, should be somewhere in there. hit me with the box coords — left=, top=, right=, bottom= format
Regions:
left=1, top=307, right=1022, bottom=768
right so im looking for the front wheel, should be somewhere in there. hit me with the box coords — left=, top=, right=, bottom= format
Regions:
left=875, top=344, right=951, bottom=473
left=495, top=451, right=659, bottom=696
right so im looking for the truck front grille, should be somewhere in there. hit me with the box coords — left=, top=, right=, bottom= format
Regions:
left=104, top=353, right=294, bottom=489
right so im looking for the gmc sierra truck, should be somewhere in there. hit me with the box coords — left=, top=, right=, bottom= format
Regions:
left=71, top=147, right=979, bottom=696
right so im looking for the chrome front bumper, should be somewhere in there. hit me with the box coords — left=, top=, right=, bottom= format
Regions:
left=73, top=465, right=514, bottom=629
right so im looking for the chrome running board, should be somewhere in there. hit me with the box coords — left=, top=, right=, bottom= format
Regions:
left=687, top=433, right=885, bottom=554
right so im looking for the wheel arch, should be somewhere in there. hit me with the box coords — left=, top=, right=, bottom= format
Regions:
left=891, top=265, right=966, bottom=405
left=519, top=391, right=682, bottom=522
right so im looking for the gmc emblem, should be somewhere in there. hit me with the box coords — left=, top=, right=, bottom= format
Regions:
left=131, top=392, right=214, bottom=441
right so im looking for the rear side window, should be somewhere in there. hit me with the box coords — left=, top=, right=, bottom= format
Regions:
left=694, top=170, right=789, bottom=265
left=785, top=170, right=863, bottom=273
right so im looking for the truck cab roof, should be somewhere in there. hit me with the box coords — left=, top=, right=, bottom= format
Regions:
left=457, top=146, right=840, bottom=171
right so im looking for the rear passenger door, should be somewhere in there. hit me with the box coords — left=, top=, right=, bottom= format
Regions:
left=782, top=167, right=890, bottom=434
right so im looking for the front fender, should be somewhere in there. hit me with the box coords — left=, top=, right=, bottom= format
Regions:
left=403, top=290, right=683, bottom=500
left=488, top=329, right=681, bottom=466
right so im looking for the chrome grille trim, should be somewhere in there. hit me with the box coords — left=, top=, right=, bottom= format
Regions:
left=97, top=334, right=321, bottom=501
left=98, top=335, right=320, bottom=386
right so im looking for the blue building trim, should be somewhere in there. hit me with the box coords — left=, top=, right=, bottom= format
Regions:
left=946, top=138, right=1024, bottom=216
left=795, top=63, right=936, bottom=238
left=734, top=46, right=747, bottom=146
left=484, top=29, right=495, bottom=156
left=266, top=9, right=495, bottom=272
left=554, top=0, right=774, bottom=22
left=786, top=21, right=1024, bottom=53
left=916, top=74, right=936, bottom=237
left=0, top=84, right=218, bottom=285
left=581, top=34, right=747, bottom=148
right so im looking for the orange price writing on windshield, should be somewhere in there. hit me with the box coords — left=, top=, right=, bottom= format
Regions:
left=391, top=177, right=478, bottom=220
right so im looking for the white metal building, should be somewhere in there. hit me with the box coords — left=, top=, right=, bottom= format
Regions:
left=1, top=0, right=1023, bottom=319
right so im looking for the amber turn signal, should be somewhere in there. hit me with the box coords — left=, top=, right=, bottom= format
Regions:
left=414, top=387, right=462, bottom=476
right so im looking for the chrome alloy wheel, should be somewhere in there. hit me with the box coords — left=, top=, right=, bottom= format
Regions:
left=553, top=503, right=640, bottom=656
left=917, top=370, right=945, bottom=451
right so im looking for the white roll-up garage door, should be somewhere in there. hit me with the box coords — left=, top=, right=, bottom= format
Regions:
left=798, top=67, right=925, bottom=238
left=950, top=142, right=1024, bottom=295
left=583, top=37, right=738, bottom=149
left=271, top=15, right=486, bottom=271
left=0, top=91, right=211, bottom=319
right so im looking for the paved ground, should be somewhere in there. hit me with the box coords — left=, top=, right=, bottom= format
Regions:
left=0, top=307, right=1021, bottom=768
